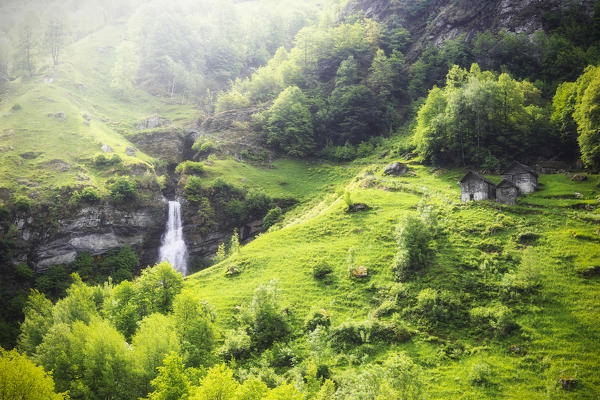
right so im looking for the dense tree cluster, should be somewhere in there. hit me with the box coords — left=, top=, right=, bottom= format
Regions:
left=413, top=64, right=551, bottom=169
left=552, top=65, right=600, bottom=170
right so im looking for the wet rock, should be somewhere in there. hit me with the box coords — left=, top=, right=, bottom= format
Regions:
left=384, top=162, right=408, bottom=176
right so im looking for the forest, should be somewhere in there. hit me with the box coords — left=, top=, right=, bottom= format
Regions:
left=0, top=0, right=600, bottom=399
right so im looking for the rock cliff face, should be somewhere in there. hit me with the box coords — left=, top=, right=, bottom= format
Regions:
left=14, top=203, right=166, bottom=270
left=346, top=0, right=595, bottom=59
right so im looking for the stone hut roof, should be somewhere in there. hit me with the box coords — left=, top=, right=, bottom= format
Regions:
left=502, top=161, right=538, bottom=177
left=497, top=179, right=518, bottom=189
left=459, top=171, right=495, bottom=186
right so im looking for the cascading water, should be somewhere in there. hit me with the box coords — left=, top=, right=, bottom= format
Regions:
left=158, top=200, right=188, bottom=276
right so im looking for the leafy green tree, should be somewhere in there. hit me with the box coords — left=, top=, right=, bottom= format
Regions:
left=414, top=64, right=551, bottom=167
left=51, top=274, right=103, bottom=326
left=239, top=282, right=290, bottom=351
left=328, top=84, right=386, bottom=145
left=266, top=86, right=315, bottom=157
left=0, top=347, right=68, bottom=400
left=173, top=290, right=217, bottom=367
left=335, top=55, right=359, bottom=87
left=18, top=290, right=53, bottom=355
left=81, top=318, right=137, bottom=400
left=110, top=177, right=137, bottom=203
left=573, top=65, right=600, bottom=169
left=103, top=279, right=139, bottom=340
left=147, top=352, right=191, bottom=400
left=191, top=364, right=239, bottom=400
left=135, top=262, right=184, bottom=316
left=133, top=313, right=181, bottom=393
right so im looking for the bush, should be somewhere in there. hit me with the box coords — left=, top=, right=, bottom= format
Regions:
left=95, top=153, right=122, bottom=168
left=262, top=207, right=282, bottom=230
left=414, top=288, right=464, bottom=325
left=304, top=310, right=331, bottom=332
left=238, top=282, right=290, bottom=351
left=184, top=176, right=205, bottom=202
left=469, top=361, right=493, bottom=386
left=110, top=178, right=137, bottom=203
left=329, top=319, right=406, bottom=349
left=392, top=215, right=432, bottom=281
left=11, top=103, right=22, bottom=111
left=14, top=196, right=32, bottom=213
left=80, top=187, right=100, bottom=203
left=312, top=263, right=333, bottom=280
left=175, top=161, right=204, bottom=175
left=470, top=304, right=517, bottom=337
left=221, top=328, right=252, bottom=360
left=245, top=191, right=273, bottom=220
left=192, top=139, right=217, bottom=155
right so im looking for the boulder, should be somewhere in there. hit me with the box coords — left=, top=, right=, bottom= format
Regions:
left=575, top=192, right=584, bottom=199
left=346, top=203, right=371, bottom=213
left=225, top=265, right=239, bottom=276
left=44, top=159, right=71, bottom=172
left=20, top=152, right=43, bottom=159
left=101, top=144, right=113, bottom=153
left=571, top=174, right=587, bottom=182
left=126, top=146, right=137, bottom=156
left=384, top=162, right=408, bottom=176
left=352, top=266, right=368, bottom=278
left=136, top=114, right=171, bottom=130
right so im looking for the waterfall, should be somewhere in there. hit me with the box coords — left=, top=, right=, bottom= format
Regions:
left=158, top=200, right=188, bottom=276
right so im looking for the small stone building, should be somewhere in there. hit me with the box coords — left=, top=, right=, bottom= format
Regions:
left=496, top=179, right=519, bottom=205
left=501, top=161, right=538, bottom=194
left=459, top=171, right=496, bottom=202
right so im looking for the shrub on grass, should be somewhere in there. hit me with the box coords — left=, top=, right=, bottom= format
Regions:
left=312, top=263, right=333, bottom=280
left=470, top=304, right=517, bottom=337
left=329, top=319, right=407, bottom=349
left=262, top=207, right=282, bottom=230
left=238, top=282, right=290, bottom=351
left=304, top=309, right=331, bottom=332
left=220, top=328, right=252, bottom=360
left=469, top=361, right=493, bottom=386
left=14, top=196, right=32, bottom=213
left=175, top=161, right=204, bottom=175
left=392, top=215, right=432, bottom=281
left=95, top=153, right=122, bottom=168
left=414, top=288, right=464, bottom=325
left=80, top=187, right=100, bottom=203
left=110, top=178, right=137, bottom=203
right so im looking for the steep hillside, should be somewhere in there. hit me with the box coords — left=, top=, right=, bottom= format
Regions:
left=187, top=155, right=600, bottom=398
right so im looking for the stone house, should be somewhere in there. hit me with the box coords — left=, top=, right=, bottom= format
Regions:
left=501, top=161, right=538, bottom=194
left=496, top=179, right=519, bottom=205
left=459, top=171, right=496, bottom=202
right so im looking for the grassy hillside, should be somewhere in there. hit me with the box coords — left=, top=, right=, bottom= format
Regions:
left=187, top=156, right=600, bottom=399
left=0, top=25, right=198, bottom=199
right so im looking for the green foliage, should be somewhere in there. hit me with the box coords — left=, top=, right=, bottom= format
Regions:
left=135, top=262, right=185, bottom=315
left=470, top=304, right=517, bottom=337
left=132, top=313, right=180, bottom=392
left=266, top=86, right=315, bottom=157
left=570, top=65, right=600, bottom=169
left=147, top=352, right=191, bottom=400
left=173, top=290, right=217, bottom=367
left=262, top=207, right=282, bottom=230
left=14, top=195, right=32, bottom=213
left=95, top=153, right=123, bottom=168
left=110, top=177, right=138, bottom=203
left=414, top=288, right=465, bottom=325
left=18, top=290, right=53, bottom=355
left=312, top=263, right=333, bottom=280
left=392, top=215, right=432, bottom=281
left=215, top=88, right=250, bottom=113
left=238, top=282, right=290, bottom=351
left=414, top=64, right=552, bottom=166
left=176, top=161, right=204, bottom=176
left=304, top=309, right=331, bottom=332
left=220, top=328, right=252, bottom=360
left=0, top=347, right=68, bottom=400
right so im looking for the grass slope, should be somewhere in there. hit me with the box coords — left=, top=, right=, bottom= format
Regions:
left=0, top=25, right=198, bottom=198
left=187, top=158, right=600, bottom=399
